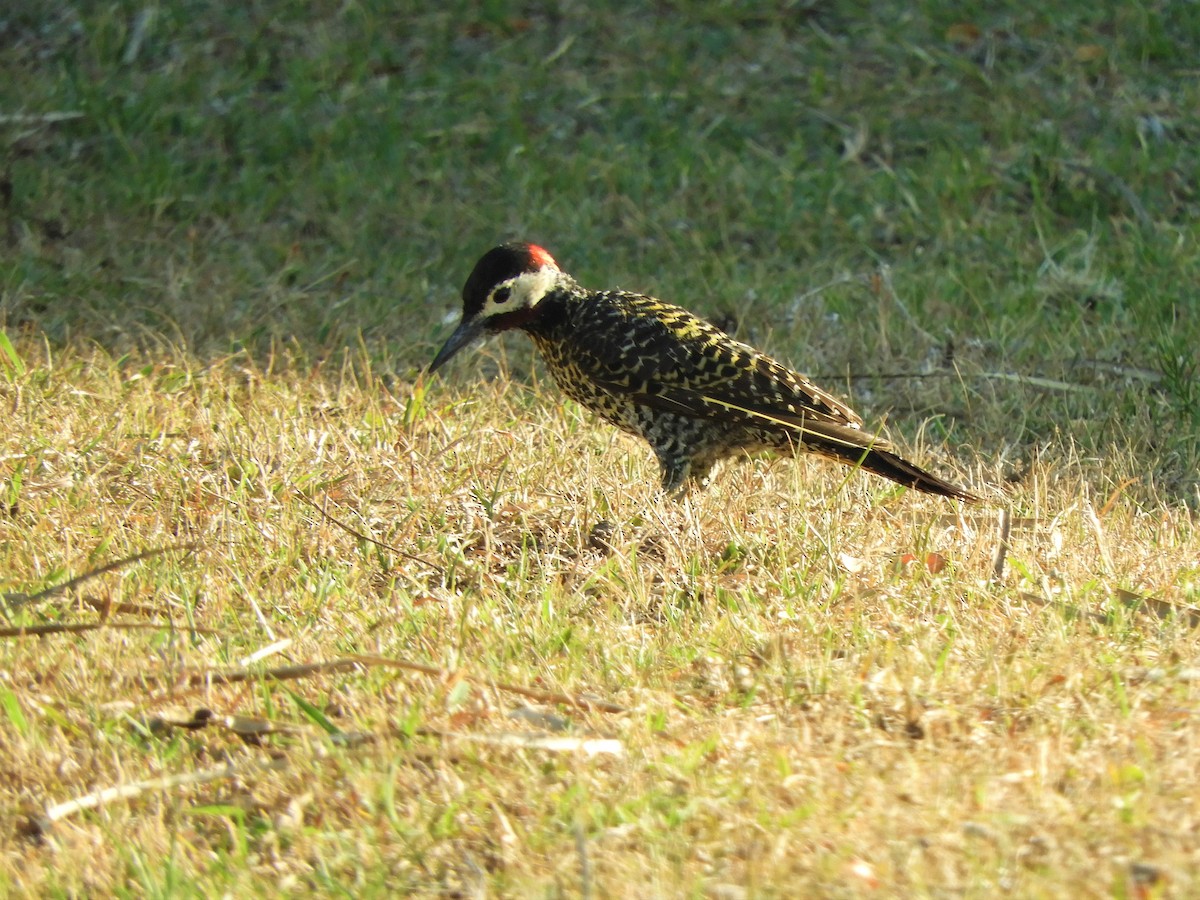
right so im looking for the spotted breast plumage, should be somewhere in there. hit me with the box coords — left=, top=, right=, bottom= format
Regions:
left=428, top=242, right=978, bottom=502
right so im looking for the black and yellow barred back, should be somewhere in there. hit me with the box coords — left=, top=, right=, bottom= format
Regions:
left=429, top=243, right=978, bottom=501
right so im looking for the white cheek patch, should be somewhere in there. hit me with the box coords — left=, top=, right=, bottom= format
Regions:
left=484, top=267, right=558, bottom=317
left=513, top=266, right=558, bottom=307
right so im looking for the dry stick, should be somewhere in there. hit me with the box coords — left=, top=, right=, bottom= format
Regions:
left=815, top=368, right=1098, bottom=393
left=44, top=756, right=288, bottom=824
left=975, top=371, right=1095, bottom=393
left=418, top=729, right=624, bottom=756
left=924, top=512, right=1034, bottom=529
left=78, top=595, right=174, bottom=618
left=0, top=620, right=225, bottom=639
left=0, top=111, right=85, bottom=125
left=145, top=654, right=627, bottom=714
left=1020, top=591, right=1109, bottom=624
left=1085, top=503, right=1115, bottom=572
left=1070, top=360, right=1161, bottom=384
left=350, top=654, right=627, bottom=714
left=2, top=542, right=200, bottom=612
left=1112, top=590, right=1200, bottom=629
left=155, top=709, right=625, bottom=754
left=1021, top=589, right=1200, bottom=628
left=293, top=492, right=443, bottom=574
left=1098, top=478, right=1140, bottom=519
left=137, top=659, right=365, bottom=706
left=991, top=507, right=1012, bottom=584
left=179, top=659, right=362, bottom=688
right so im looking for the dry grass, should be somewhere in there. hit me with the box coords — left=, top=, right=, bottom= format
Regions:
left=2, top=340, right=1198, bottom=896
left=3, top=1, right=1200, bottom=895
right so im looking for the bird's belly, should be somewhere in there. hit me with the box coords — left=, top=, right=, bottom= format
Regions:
left=532, top=336, right=802, bottom=454
left=546, top=361, right=646, bottom=436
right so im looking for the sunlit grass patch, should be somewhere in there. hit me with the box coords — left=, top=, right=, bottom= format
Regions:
left=2, top=1, right=1200, bottom=895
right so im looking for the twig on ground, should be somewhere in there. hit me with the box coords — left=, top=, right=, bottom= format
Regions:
left=42, top=756, right=287, bottom=825
left=137, top=653, right=628, bottom=714
left=1113, top=589, right=1200, bottom=628
left=1098, top=478, right=1140, bottom=518
left=351, top=654, right=628, bottom=714
left=991, top=507, right=1012, bottom=583
left=2, top=543, right=200, bottom=614
left=418, top=729, right=624, bottom=756
left=294, top=491, right=443, bottom=574
left=1085, top=503, right=1115, bottom=572
left=1019, top=591, right=1108, bottom=624
left=0, top=111, right=85, bottom=126
left=812, top=369, right=1103, bottom=393
left=0, top=620, right=224, bottom=639
left=179, top=658, right=362, bottom=688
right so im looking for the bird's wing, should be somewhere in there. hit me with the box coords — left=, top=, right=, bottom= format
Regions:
left=574, top=293, right=886, bottom=450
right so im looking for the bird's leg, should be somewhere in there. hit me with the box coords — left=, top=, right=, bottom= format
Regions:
left=658, top=456, right=714, bottom=501
left=658, top=457, right=692, bottom=500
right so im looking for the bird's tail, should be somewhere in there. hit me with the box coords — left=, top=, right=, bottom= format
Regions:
left=849, top=445, right=978, bottom=501
left=791, top=419, right=978, bottom=501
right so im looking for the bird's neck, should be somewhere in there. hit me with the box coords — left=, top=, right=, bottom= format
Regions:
left=520, top=279, right=579, bottom=337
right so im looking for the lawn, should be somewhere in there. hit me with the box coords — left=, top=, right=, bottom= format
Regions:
left=2, top=2, right=1199, bottom=895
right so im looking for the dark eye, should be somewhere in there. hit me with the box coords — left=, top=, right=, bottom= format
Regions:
left=492, top=286, right=511, bottom=305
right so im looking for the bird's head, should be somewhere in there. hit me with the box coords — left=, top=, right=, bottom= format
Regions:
left=428, top=242, right=562, bottom=374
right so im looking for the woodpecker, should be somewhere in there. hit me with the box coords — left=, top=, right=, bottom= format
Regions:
left=428, top=242, right=978, bottom=501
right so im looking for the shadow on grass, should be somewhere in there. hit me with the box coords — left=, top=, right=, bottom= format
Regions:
left=2, top=2, right=1197, bottom=502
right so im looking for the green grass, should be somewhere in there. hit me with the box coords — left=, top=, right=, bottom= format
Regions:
left=2, top=1, right=1200, bottom=895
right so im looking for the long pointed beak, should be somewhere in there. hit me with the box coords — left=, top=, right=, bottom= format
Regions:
left=428, top=317, right=486, bottom=374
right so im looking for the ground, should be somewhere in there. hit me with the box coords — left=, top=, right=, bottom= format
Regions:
left=1, top=2, right=1199, bottom=896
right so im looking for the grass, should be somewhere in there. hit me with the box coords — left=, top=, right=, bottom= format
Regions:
left=2, top=1, right=1199, bottom=895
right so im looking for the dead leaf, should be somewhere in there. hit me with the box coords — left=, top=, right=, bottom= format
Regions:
left=945, top=23, right=981, bottom=44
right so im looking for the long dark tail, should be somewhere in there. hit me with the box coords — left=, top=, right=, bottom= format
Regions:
left=852, top=446, right=979, bottom=501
